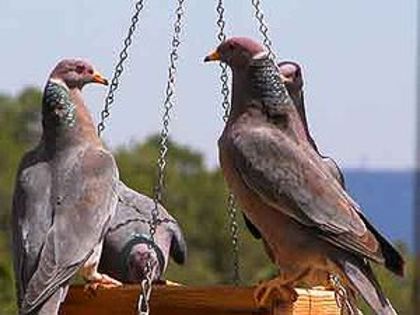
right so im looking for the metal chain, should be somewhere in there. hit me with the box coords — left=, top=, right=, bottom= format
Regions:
left=138, top=274, right=153, bottom=315
left=151, top=0, right=185, bottom=241
left=226, top=193, right=240, bottom=284
left=138, top=1, right=186, bottom=315
left=251, top=0, right=277, bottom=61
left=216, top=0, right=241, bottom=286
left=97, top=0, right=146, bottom=137
left=329, top=274, right=354, bottom=315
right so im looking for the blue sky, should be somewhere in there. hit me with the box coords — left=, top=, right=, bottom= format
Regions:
left=0, top=0, right=416, bottom=169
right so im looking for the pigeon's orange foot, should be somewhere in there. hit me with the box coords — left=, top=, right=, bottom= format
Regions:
left=84, top=273, right=122, bottom=296
left=163, top=279, right=182, bottom=286
left=254, top=278, right=298, bottom=307
left=154, top=279, right=183, bottom=286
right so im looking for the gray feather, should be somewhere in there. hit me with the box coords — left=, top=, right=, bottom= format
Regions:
left=11, top=145, right=52, bottom=307
left=335, top=256, right=397, bottom=315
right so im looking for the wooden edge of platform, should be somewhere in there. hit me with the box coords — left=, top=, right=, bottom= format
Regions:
left=60, top=285, right=340, bottom=315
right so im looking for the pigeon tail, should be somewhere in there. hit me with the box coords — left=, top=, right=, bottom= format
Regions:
left=335, top=256, right=398, bottom=315
left=360, top=216, right=405, bottom=277
left=25, top=285, right=68, bottom=315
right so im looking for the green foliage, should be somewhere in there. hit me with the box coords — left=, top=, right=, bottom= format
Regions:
left=0, top=88, right=414, bottom=314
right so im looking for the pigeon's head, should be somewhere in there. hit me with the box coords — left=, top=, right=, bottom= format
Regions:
left=126, top=244, right=161, bottom=283
left=278, top=61, right=303, bottom=93
left=49, top=59, right=108, bottom=90
left=204, top=37, right=266, bottom=69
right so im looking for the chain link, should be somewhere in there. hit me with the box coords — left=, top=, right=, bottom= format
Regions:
left=226, top=193, right=240, bottom=284
left=329, top=274, right=354, bottom=315
left=251, top=0, right=277, bottom=61
left=138, top=1, right=186, bottom=314
left=97, top=0, right=146, bottom=137
left=216, top=0, right=241, bottom=286
left=216, top=0, right=230, bottom=120
left=151, top=0, right=185, bottom=241
left=138, top=273, right=153, bottom=315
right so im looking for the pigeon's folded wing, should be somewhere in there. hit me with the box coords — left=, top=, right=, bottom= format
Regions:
left=21, top=148, right=118, bottom=314
left=230, top=125, right=384, bottom=263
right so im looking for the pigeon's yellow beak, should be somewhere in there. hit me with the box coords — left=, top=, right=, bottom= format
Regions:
left=204, top=50, right=221, bottom=62
left=91, top=71, right=109, bottom=86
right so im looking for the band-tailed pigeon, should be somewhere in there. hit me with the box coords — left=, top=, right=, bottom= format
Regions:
left=204, top=37, right=404, bottom=315
left=11, top=59, right=121, bottom=315
left=99, top=181, right=187, bottom=283
left=278, top=61, right=345, bottom=186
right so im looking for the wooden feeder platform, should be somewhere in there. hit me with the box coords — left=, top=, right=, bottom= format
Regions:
left=59, top=285, right=340, bottom=315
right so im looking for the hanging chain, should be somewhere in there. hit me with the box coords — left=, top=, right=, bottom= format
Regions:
left=329, top=274, right=354, bottom=315
left=226, top=192, right=240, bottom=285
left=216, top=1, right=230, bottom=120
left=151, top=0, right=185, bottom=239
left=251, top=0, right=277, bottom=61
left=138, top=1, right=186, bottom=315
left=216, top=0, right=241, bottom=286
left=97, top=0, right=146, bottom=137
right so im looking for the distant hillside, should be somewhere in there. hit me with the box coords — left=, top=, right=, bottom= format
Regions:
left=343, top=169, right=414, bottom=250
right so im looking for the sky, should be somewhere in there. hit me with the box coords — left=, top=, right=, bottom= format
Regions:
left=0, top=0, right=416, bottom=170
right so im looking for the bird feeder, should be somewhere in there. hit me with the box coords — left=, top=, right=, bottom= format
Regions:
left=59, top=285, right=340, bottom=315
left=61, top=1, right=343, bottom=315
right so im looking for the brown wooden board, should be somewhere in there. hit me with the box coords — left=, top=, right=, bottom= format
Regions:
left=59, top=285, right=340, bottom=315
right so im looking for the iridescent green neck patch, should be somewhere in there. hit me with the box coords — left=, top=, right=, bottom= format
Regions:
left=43, top=81, right=76, bottom=128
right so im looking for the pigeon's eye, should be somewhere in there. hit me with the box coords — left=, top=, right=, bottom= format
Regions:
left=87, top=68, right=94, bottom=75
left=75, top=65, right=85, bottom=74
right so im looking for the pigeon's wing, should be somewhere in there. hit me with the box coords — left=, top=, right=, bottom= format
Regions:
left=243, top=213, right=262, bottom=239
left=116, top=181, right=158, bottom=219
left=291, top=91, right=319, bottom=152
left=168, top=221, right=187, bottom=265
left=21, top=147, right=119, bottom=314
left=230, top=126, right=385, bottom=263
left=11, top=179, right=26, bottom=306
left=290, top=89, right=345, bottom=188
left=11, top=148, right=52, bottom=307
left=113, top=181, right=187, bottom=265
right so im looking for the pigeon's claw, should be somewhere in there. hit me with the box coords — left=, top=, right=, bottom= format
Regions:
left=163, top=279, right=182, bottom=286
left=84, top=273, right=122, bottom=296
left=154, top=279, right=183, bottom=286
left=254, top=277, right=298, bottom=307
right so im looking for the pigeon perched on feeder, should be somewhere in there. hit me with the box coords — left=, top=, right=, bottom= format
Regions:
left=98, top=181, right=187, bottom=283
left=278, top=61, right=345, bottom=187
left=11, top=59, right=121, bottom=315
left=204, top=37, right=404, bottom=315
